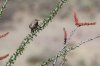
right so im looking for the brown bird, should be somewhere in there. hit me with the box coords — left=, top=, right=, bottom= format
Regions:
left=29, top=19, right=39, bottom=32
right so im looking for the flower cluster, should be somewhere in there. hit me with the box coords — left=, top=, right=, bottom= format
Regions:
left=0, top=32, right=9, bottom=61
left=39, top=11, right=99, bottom=66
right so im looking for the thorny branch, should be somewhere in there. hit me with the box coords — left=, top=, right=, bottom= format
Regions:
left=6, top=0, right=68, bottom=66
left=0, top=0, right=8, bottom=17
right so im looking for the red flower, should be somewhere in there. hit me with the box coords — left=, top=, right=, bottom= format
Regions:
left=0, top=54, right=9, bottom=60
left=63, top=28, right=67, bottom=44
left=0, top=32, right=9, bottom=39
left=74, top=11, right=79, bottom=25
left=74, top=11, right=96, bottom=27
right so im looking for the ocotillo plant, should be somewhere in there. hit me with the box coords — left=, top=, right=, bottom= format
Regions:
left=0, top=0, right=9, bottom=60
left=0, top=0, right=8, bottom=17
left=0, top=0, right=99, bottom=66
left=39, top=11, right=100, bottom=66
left=6, top=0, right=68, bottom=66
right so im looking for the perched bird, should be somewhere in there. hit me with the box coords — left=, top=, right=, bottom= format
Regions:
left=29, top=19, right=39, bottom=32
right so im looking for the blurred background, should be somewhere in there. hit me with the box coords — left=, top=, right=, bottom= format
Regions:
left=0, top=0, right=100, bottom=66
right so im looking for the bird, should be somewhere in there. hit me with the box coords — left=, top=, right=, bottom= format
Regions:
left=29, top=19, right=39, bottom=32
